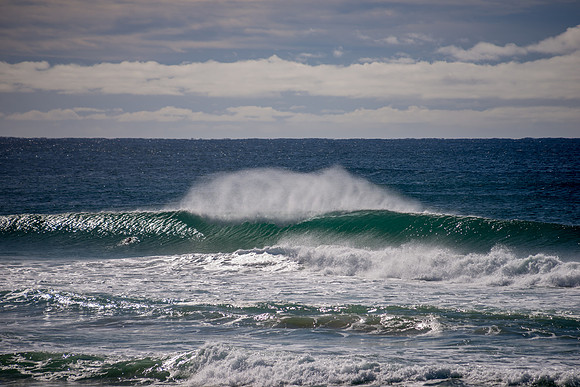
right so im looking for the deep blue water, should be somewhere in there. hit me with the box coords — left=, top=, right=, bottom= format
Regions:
left=1, top=138, right=578, bottom=224
left=0, top=138, right=579, bottom=386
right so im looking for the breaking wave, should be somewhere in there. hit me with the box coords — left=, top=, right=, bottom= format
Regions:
left=2, top=344, right=579, bottom=386
left=0, top=167, right=577, bottom=285
left=176, top=167, right=422, bottom=221
left=0, top=208, right=577, bottom=258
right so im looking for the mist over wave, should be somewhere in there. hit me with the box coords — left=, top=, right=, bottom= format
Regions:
left=176, top=167, right=422, bottom=221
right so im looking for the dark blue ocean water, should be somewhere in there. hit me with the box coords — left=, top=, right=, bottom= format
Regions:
left=1, top=138, right=578, bottom=224
left=0, top=138, right=579, bottom=386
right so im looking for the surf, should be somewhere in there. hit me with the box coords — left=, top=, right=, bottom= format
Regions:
left=176, top=166, right=422, bottom=222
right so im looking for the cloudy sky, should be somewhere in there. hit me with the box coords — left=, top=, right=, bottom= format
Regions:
left=0, top=0, right=579, bottom=138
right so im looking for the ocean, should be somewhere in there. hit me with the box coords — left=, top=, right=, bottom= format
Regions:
left=0, top=137, right=578, bottom=386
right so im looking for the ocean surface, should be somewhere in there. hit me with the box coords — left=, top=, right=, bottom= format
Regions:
left=0, top=137, right=578, bottom=386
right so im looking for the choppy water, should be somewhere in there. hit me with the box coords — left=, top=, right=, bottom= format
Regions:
left=0, top=138, right=578, bottom=386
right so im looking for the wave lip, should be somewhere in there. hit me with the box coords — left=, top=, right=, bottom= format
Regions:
left=176, top=167, right=422, bottom=222
left=0, top=211, right=202, bottom=239
left=0, top=211, right=205, bottom=257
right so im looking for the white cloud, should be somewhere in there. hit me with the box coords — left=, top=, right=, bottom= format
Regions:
left=438, top=24, right=580, bottom=61
left=358, top=31, right=434, bottom=46
left=116, top=106, right=293, bottom=122
left=283, top=105, right=580, bottom=128
left=382, top=36, right=400, bottom=45
left=528, top=25, right=580, bottom=54
left=295, top=52, right=326, bottom=62
left=7, top=108, right=83, bottom=121
left=437, top=42, right=527, bottom=61
left=5, top=106, right=294, bottom=123
left=225, top=106, right=293, bottom=121
left=116, top=107, right=211, bottom=122
left=1, top=51, right=579, bottom=101
left=380, top=33, right=435, bottom=46
left=6, top=105, right=578, bottom=129
left=5, top=107, right=120, bottom=121
left=333, top=47, right=344, bottom=58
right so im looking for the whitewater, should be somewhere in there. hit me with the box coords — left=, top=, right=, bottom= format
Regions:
left=0, top=138, right=579, bottom=386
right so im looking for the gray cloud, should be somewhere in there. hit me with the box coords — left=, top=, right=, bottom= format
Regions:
left=2, top=0, right=573, bottom=63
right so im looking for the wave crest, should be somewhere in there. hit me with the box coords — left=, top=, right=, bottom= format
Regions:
left=177, top=167, right=421, bottom=221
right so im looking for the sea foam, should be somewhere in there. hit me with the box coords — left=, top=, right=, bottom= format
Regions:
left=177, top=167, right=421, bottom=221
left=169, top=343, right=579, bottom=387
left=262, top=242, right=580, bottom=287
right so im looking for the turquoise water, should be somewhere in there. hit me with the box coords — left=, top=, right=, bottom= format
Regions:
left=0, top=138, right=579, bottom=386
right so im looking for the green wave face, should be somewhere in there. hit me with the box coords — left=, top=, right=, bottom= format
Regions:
left=0, top=211, right=205, bottom=257
left=0, top=209, right=578, bottom=258
left=289, top=210, right=580, bottom=255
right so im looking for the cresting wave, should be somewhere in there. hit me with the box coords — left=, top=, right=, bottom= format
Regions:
left=0, top=208, right=577, bottom=257
left=0, top=167, right=577, bottom=284
left=2, top=167, right=577, bottom=253
left=0, top=211, right=205, bottom=257
left=176, top=167, right=422, bottom=221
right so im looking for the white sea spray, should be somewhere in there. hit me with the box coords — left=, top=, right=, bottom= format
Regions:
left=177, top=167, right=422, bottom=221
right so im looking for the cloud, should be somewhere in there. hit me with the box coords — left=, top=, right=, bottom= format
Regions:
left=438, top=24, right=580, bottom=61
left=5, top=106, right=294, bottom=123
left=5, top=107, right=119, bottom=121
left=6, top=105, right=578, bottom=129
left=380, top=33, right=435, bottom=46
left=4, top=0, right=566, bottom=63
left=1, top=52, right=579, bottom=101
left=7, top=109, right=83, bottom=121
left=382, top=36, right=401, bottom=45
left=295, top=52, right=326, bottom=63
left=283, top=105, right=580, bottom=129
left=0, top=0, right=423, bottom=61
left=437, top=42, right=527, bottom=61
left=117, top=106, right=293, bottom=123
left=116, top=107, right=212, bottom=123
left=528, top=25, right=580, bottom=54
left=356, top=30, right=435, bottom=46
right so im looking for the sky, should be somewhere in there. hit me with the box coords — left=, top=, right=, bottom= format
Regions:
left=0, top=0, right=579, bottom=139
